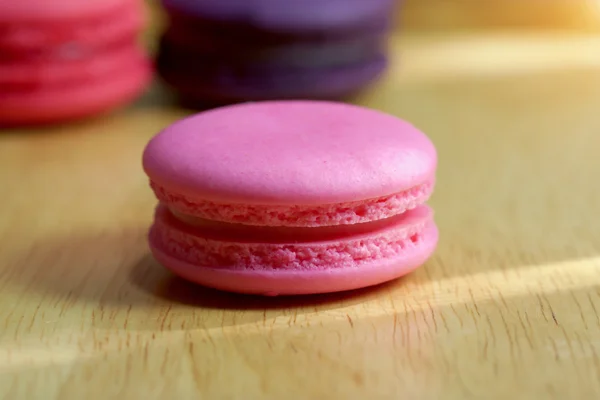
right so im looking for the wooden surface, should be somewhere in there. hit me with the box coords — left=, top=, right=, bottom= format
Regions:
left=401, top=0, right=600, bottom=32
left=4, top=10, right=600, bottom=400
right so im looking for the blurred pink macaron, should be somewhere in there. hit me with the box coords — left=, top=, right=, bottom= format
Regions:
left=0, top=0, right=151, bottom=126
left=142, top=100, right=438, bottom=296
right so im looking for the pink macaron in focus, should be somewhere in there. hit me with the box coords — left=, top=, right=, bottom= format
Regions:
left=142, top=100, right=438, bottom=296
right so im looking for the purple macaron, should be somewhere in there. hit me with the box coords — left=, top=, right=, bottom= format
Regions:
left=156, top=0, right=397, bottom=104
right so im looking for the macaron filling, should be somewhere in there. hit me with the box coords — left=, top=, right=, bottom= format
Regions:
left=150, top=180, right=433, bottom=227
left=150, top=204, right=434, bottom=271
left=158, top=32, right=387, bottom=71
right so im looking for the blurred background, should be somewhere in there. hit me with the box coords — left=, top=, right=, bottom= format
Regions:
left=138, top=0, right=600, bottom=110
left=143, top=0, right=600, bottom=42
left=4, top=0, right=600, bottom=125
left=398, top=0, right=600, bottom=32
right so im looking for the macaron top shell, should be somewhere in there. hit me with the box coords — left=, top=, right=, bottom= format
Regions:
left=0, top=7, right=144, bottom=59
left=161, top=0, right=394, bottom=32
left=143, top=101, right=436, bottom=208
left=0, top=0, right=136, bottom=21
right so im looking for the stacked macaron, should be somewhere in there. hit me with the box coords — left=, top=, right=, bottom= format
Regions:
left=0, top=0, right=151, bottom=126
left=143, top=101, right=438, bottom=296
left=156, top=0, right=396, bottom=104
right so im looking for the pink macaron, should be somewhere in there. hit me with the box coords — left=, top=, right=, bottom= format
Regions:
left=0, top=0, right=151, bottom=126
left=142, top=100, right=438, bottom=296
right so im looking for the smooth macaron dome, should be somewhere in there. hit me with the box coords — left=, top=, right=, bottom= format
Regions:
left=143, top=101, right=438, bottom=295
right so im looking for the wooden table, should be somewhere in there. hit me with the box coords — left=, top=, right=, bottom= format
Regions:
left=3, top=20, right=600, bottom=400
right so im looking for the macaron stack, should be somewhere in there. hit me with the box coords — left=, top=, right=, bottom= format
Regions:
left=0, top=0, right=151, bottom=126
left=143, top=101, right=438, bottom=296
left=156, top=0, right=396, bottom=104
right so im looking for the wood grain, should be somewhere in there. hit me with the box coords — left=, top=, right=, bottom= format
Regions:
left=3, top=5, right=600, bottom=399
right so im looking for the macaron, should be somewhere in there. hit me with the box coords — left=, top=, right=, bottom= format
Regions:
left=155, top=0, right=396, bottom=104
left=0, top=0, right=151, bottom=126
left=142, top=101, right=438, bottom=296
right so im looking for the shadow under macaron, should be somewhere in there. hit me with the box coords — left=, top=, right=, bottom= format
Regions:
left=3, top=227, right=401, bottom=332
left=129, top=253, right=403, bottom=311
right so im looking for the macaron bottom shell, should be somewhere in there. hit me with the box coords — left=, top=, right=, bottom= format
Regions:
left=158, top=55, right=388, bottom=103
left=148, top=205, right=438, bottom=296
left=0, top=58, right=151, bottom=126
left=149, top=222, right=437, bottom=296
